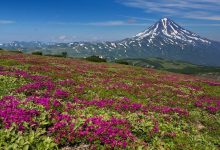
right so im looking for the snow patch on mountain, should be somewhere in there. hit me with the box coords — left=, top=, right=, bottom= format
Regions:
left=133, top=18, right=211, bottom=46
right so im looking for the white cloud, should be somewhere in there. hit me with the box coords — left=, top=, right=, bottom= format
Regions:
left=88, top=21, right=125, bottom=26
left=183, top=23, right=220, bottom=26
left=57, top=35, right=77, bottom=42
left=58, top=35, right=67, bottom=40
left=185, top=14, right=220, bottom=21
left=52, top=20, right=149, bottom=26
left=119, top=15, right=156, bottom=21
left=87, top=21, right=148, bottom=26
left=0, top=20, right=15, bottom=24
left=118, top=0, right=220, bottom=20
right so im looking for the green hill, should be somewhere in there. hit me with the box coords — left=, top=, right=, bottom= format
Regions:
left=0, top=50, right=219, bottom=149
left=115, top=57, right=220, bottom=79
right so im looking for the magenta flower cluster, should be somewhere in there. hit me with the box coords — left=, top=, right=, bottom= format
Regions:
left=16, top=79, right=70, bottom=99
left=0, top=67, right=50, bottom=81
left=57, top=79, right=75, bottom=86
left=149, top=105, right=189, bottom=116
left=0, top=96, right=39, bottom=130
left=204, top=81, right=220, bottom=86
left=77, top=117, right=134, bottom=148
left=0, top=67, right=72, bottom=99
left=195, top=96, right=220, bottom=113
left=74, top=97, right=143, bottom=113
left=48, top=112, right=134, bottom=148
left=48, top=112, right=75, bottom=144
left=54, top=89, right=69, bottom=99
left=16, top=81, right=55, bottom=95
left=26, top=96, right=51, bottom=110
left=74, top=97, right=189, bottom=116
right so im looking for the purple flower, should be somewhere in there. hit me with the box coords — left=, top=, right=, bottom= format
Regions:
left=77, top=117, right=134, bottom=148
left=0, top=96, right=39, bottom=130
left=0, top=66, right=4, bottom=71
left=26, top=96, right=51, bottom=110
left=54, top=89, right=69, bottom=99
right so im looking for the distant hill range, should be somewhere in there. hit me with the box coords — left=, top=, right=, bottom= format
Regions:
left=115, top=57, right=220, bottom=79
left=1, top=18, right=220, bottom=66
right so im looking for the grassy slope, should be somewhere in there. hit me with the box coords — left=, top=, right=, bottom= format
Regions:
left=116, top=57, right=220, bottom=79
left=0, top=50, right=220, bottom=149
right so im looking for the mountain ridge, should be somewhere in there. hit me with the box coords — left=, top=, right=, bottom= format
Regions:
left=1, top=18, right=220, bottom=66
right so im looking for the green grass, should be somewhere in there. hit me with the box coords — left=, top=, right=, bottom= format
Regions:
left=0, top=59, right=21, bottom=66
left=115, top=57, right=220, bottom=76
left=0, top=75, right=27, bottom=98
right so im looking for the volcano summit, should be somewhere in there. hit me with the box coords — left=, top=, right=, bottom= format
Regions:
left=1, top=18, right=220, bottom=66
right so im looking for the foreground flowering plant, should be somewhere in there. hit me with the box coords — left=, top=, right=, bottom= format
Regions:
left=0, top=51, right=219, bottom=149
left=195, top=96, right=220, bottom=113
left=0, top=96, right=39, bottom=130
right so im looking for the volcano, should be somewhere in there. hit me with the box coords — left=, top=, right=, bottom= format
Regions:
left=1, top=18, right=220, bottom=66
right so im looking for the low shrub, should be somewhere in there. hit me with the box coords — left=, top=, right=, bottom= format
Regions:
left=61, top=52, right=67, bottom=58
left=85, top=56, right=106, bottom=63
left=44, top=54, right=64, bottom=58
left=115, top=60, right=129, bottom=65
left=0, top=126, right=58, bottom=150
left=45, top=52, right=68, bottom=58
left=32, top=51, right=43, bottom=55
left=10, top=50, right=22, bottom=53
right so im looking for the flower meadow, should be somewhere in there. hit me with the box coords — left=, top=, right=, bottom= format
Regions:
left=0, top=51, right=219, bottom=149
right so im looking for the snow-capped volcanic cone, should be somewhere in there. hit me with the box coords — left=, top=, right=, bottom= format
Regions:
left=134, top=18, right=211, bottom=45
left=1, top=18, right=220, bottom=66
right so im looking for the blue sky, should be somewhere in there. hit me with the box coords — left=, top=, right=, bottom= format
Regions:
left=0, top=0, right=220, bottom=42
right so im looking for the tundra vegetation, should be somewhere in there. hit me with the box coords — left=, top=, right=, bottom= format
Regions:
left=0, top=50, right=219, bottom=149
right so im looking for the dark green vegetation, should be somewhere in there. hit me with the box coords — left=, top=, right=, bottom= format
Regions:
left=61, top=52, right=67, bottom=58
left=31, top=51, right=67, bottom=57
left=115, top=57, right=220, bottom=77
left=10, top=50, right=23, bottom=53
left=44, top=52, right=67, bottom=58
left=85, top=55, right=107, bottom=63
left=115, top=60, right=129, bottom=65
left=32, top=51, right=43, bottom=55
